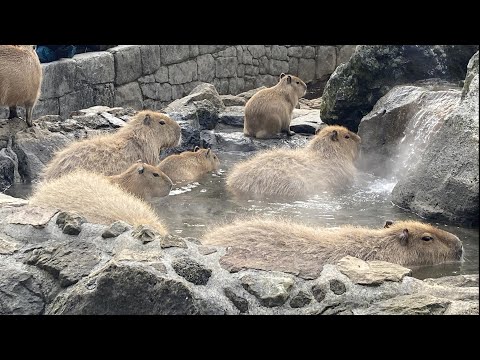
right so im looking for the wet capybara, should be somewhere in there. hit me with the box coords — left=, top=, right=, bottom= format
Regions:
left=42, top=110, right=181, bottom=181
left=244, top=73, right=307, bottom=139
left=29, top=170, right=168, bottom=235
left=202, top=218, right=464, bottom=270
left=226, top=125, right=361, bottom=199
left=0, top=45, right=42, bottom=127
left=158, top=146, right=220, bottom=184
left=107, top=161, right=173, bottom=201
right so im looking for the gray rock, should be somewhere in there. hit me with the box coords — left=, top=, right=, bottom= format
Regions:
left=224, top=287, right=249, bottom=313
left=108, top=45, right=142, bottom=86
left=212, top=78, right=230, bottom=94
left=197, top=54, right=216, bottom=82
left=246, top=45, right=266, bottom=59
left=140, top=82, right=172, bottom=102
left=337, top=256, right=412, bottom=285
left=32, top=98, right=60, bottom=118
left=218, top=106, right=244, bottom=127
left=228, top=78, right=245, bottom=95
left=48, top=262, right=199, bottom=315
left=160, top=234, right=187, bottom=249
left=241, top=272, right=294, bottom=307
left=220, top=95, right=246, bottom=106
left=114, top=82, right=143, bottom=109
left=271, top=45, right=288, bottom=61
left=444, top=300, right=479, bottom=315
left=217, top=47, right=237, bottom=57
left=59, top=87, right=95, bottom=118
left=298, top=58, right=316, bottom=83
left=168, top=60, right=197, bottom=85
left=131, top=225, right=158, bottom=244
left=92, top=83, right=115, bottom=109
left=337, top=45, right=357, bottom=66
left=102, top=221, right=131, bottom=238
left=289, top=290, right=313, bottom=308
left=315, top=46, right=337, bottom=80
left=6, top=205, right=57, bottom=227
left=154, top=67, right=169, bottom=83
left=329, top=279, right=347, bottom=295
left=361, top=294, right=450, bottom=315
left=215, top=57, right=237, bottom=78
left=311, top=283, right=328, bottom=302
left=140, top=45, right=160, bottom=75
left=172, top=257, right=212, bottom=285
left=25, top=240, right=101, bottom=288
left=74, top=51, right=115, bottom=86
left=0, top=153, right=14, bottom=191
left=424, top=274, right=479, bottom=288
left=303, top=46, right=316, bottom=59
left=198, top=246, right=217, bottom=255
left=269, top=59, right=289, bottom=75
left=190, top=45, right=199, bottom=57
left=39, top=59, right=76, bottom=100
left=289, top=110, right=323, bottom=134
left=320, top=45, right=478, bottom=132
left=160, top=45, right=191, bottom=65
left=0, top=237, right=21, bottom=255
left=287, top=46, right=303, bottom=57
left=462, top=51, right=478, bottom=98
left=198, top=45, right=226, bottom=55
left=288, top=57, right=299, bottom=75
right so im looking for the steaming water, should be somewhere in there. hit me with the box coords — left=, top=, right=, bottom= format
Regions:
left=5, top=149, right=478, bottom=280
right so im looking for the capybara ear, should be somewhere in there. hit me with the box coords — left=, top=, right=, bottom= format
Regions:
left=280, top=73, right=286, bottom=79
left=136, top=159, right=142, bottom=163
left=206, top=148, right=211, bottom=157
left=287, top=75, right=292, bottom=84
left=330, top=130, right=339, bottom=141
left=384, top=220, right=394, bottom=228
left=143, top=114, right=151, bottom=125
left=399, top=228, right=409, bottom=246
left=137, top=166, right=144, bottom=174
left=194, top=146, right=200, bottom=152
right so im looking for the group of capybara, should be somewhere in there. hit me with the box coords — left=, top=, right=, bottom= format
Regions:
left=1, top=45, right=464, bottom=271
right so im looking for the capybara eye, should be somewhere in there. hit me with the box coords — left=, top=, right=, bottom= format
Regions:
left=422, top=236, right=433, bottom=241
left=345, top=135, right=350, bottom=139
left=153, top=173, right=160, bottom=177
left=159, top=120, right=166, bottom=125
left=296, top=81, right=300, bottom=84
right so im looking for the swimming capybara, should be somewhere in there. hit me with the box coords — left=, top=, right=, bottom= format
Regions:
left=158, top=146, right=220, bottom=184
left=202, top=218, right=464, bottom=269
left=29, top=170, right=167, bottom=235
left=42, top=110, right=181, bottom=181
left=107, top=161, right=173, bottom=201
left=226, top=125, right=361, bottom=199
left=243, top=73, right=307, bottom=139
left=0, top=45, right=42, bottom=127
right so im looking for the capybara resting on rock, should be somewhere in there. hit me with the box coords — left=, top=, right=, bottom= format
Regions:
left=29, top=170, right=167, bottom=235
left=107, top=161, right=173, bottom=201
left=42, top=110, right=182, bottom=181
left=0, top=45, right=42, bottom=127
left=158, top=146, right=220, bottom=184
left=244, top=73, right=307, bottom=139
left=202, top=219, right=464, bottom=276
left=226, top=125, right=361, bottom=199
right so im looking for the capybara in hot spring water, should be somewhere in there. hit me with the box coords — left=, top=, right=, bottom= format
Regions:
left=42, top=110, right=181, bottom=180
left=226, top=125, right=361, bottom=199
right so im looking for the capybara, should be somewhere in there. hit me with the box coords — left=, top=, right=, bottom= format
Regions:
left=226, top=125, right=361, bottom=199
left=29, top=170, right=167, bottom=235
left=244, top=73, right=307, bottom=139
left=158, top=146, right=220, bottom=184
left=107, top=161, right=173, bottom=201
left=0, top=45, right=42, bottom=127
left=202, top=218, right=464, bottom=270
left=42, top=110, right=182, bottom=181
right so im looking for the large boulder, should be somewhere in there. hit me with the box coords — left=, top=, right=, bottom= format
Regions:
left=320, top=45, right=478, bottom=132
left=391, top=52, right=479, bottom=227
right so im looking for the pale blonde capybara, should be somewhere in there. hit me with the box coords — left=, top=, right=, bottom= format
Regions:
left=107, top=162, right=173, bottom=201
left=226, top=125, right=361, bottom=199
left=0, top=45, right=42, bottom=127
left=244, top=73, right=307, bottom=139
left=202, top=219, right=464, bottom=270
left=42, top=110, right=181, bottom=181
left=158, top=146, right=220, bottom=184
left=29, top=170, right=167, bottom=235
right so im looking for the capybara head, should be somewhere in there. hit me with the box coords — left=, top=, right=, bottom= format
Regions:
left=193, top=146, right=220, bottom=172
left=129, top=110, right=182, bottom=148
left=279, top=73, right=307, bottom=98
left=307, top=125, right=361, bottom=161
left=380, top=220, right=464, bottom=266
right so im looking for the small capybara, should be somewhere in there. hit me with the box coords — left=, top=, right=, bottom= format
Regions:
left=244, top=73, right=307, bottom=139
left=42, top=110, right=182, bottom=181
left=158, top=146, right=220, bottom=184
left=0, top=45, right=42, bottom=127
left=226, top=125, right=361, bottom=199
left=107, top=161, right=173, bottom=201
left=202, top=218, right=464, bottom=269
left=29, top=170, right=167, bottom=235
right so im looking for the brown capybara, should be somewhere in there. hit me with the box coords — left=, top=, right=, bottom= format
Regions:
left=158, top=146, right=220, bottom=184
left=42, top=110, right=182, bottom=181
left=244, top=73, right=307, bottom=139
left=0, top=45, right=42, bottom=127
left=107, top=161, right=173, bottom=201
left=202, top=218, right=464, bottom=273
left=29, top=170, right=167, bottom=235
left=226, top=125, right=361, bottom=199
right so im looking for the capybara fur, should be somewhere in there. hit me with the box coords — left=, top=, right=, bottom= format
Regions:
left=0, top=45, right=42, bottom=127
left=158, top=146, right=220, bottom=184
left=202, top=218, right=464, bottom=269
left=107, top=162, right=173, bottom=201
left=226, top=125, right=361, bottom=199
left=244, top=73, right=307, bottom=139
left=42, top=110, right=181, bottom=181
left=29, top=170, right=167, bottom=235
